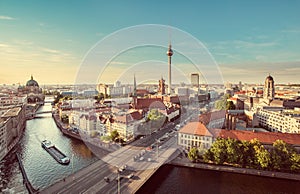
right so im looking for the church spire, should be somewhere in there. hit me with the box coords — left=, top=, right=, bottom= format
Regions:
left=133, top=74, right=137, bottom=97
left=132, top=74, right=137, bottom=109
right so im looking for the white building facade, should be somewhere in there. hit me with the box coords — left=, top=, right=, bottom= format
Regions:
left=257, top=107, right=300, bottom=133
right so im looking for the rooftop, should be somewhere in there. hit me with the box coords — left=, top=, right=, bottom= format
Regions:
left=179, top=122, right=213, bottom=137
left=215, top=129, right=300, bottom=146
left=1, top=107, right=22, bottom=118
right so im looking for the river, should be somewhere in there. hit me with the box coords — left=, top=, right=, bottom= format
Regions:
left=137, top=165, right=300, bottom=194
left=0, top=100, right=99, bottom=193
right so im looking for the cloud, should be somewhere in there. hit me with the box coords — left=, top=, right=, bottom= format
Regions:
left=0, top=15, right=16, bottom=20
left=41, top=47, right=60, bottom=54
left=233, top=40, right=277, bottom=48
left=281, top=29, right=300, bottom=33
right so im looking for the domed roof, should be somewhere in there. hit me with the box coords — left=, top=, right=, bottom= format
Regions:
left=26, top=75, right=39, bottom=87
left=266, top=74, right=274, bottom=81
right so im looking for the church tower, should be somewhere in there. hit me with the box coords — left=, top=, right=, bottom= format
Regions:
left=158, top=76, right=166, bottom=95
left=263, top=74, right=275, bottom=101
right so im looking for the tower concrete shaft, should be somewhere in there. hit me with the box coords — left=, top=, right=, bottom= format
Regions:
left=166, top=44, right=173, bottom=94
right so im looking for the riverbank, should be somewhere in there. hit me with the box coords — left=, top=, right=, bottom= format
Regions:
left=170, top=156, right=300, bottom=181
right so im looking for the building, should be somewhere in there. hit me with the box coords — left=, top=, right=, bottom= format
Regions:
left=256, top=107, right=300, bottom=133
left=198, top=110, right=226, bottom=129
left=178, top=122, right=215, bottom=150
left=18, top=75, right=45, bottom=103
left=106, top=110, right=144, bottom=140
left=0, top=119, right=6, bottom=160
left=0, top=105, right=26, bottom=160
left=191, top=73, right=200, bottom=88
left=96, top=82, right=133, bottom=97
left=178, top=118, right=300, bottom=151
left=0, top=95, right=27, bottom=106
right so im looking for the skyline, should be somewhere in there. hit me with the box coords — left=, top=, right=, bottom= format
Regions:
left=1, top=1, right=300, bottom=85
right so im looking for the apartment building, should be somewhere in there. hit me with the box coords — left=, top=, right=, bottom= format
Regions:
left=256, top=107, right=300, bottom=133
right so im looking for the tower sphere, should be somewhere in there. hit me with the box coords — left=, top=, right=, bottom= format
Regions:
left=166, top=46, right=173, bottom=56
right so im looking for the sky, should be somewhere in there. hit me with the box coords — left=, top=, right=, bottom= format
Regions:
left=0, top=0, right=300, bottom=85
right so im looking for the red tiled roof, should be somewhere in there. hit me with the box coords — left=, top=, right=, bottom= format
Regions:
left=213, top=129, right=300, bottom=146
left=135, top=98, right=164, bottom=109
left=179, top=122, right=213, bottom=137
left=199, top=110, right=226, bottom=125
left=114, top=110, right=143, bottom=124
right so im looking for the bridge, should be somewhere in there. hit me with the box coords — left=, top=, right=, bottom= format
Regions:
left=41, top=135, right=180, bottom=194
left=26, top=110, right=53, bottom=119
left=44, top=100, right=54, bottom=103
left=35, top=110, right=53, bottom=114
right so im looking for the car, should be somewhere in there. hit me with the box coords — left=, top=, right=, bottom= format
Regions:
left=118, top=165, right=127, bottom=172
left=104, top=177, right=110, bottom=182
left=140, top=157, right=144, bottom=161
left=127, top=173, right=134, bottom=179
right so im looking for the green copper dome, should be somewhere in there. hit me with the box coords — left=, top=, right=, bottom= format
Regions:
left=26, top=75, right=39, bottom=87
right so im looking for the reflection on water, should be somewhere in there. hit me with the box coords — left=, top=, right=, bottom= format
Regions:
left=70, top=140, right=94, bottom=158
left=137, top=165, right=300, bottom=194
left=0, top=101, right=100, bottom=193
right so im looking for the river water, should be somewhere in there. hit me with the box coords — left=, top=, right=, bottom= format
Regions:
left=137, top=165, right=300, bottom=194
left=0, top=101, right=99, bottom=193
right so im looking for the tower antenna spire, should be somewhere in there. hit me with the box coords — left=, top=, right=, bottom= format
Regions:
left=166, top=26, right=173, bottom=95
left=168, top=25, right=172, bottom=46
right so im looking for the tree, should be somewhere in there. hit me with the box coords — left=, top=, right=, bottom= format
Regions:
left=188, top=147, right=200, bottom=162
left=147, top=109, right=166, bottom=131
left=203, top=149, right=214, bottom=162
left=251, top=139, right=271, bottom=169
left=290, top=153, right=300, bottom=172
left=225, top=138, right=240, bottom=164
left=215, top=94, right=235, bottom=110
left=101, top=135, right=112, bottom=142
left=61, top=114, right=69, bottom=124
left=270, top=140, right=296, bottom=170
left=226, top=101, right=236, bottom=110
left=239, top=140, right=256, bottom=168
left=208, top=138, right=228, bottom=164
left=110, top=130, right=120, bottom=142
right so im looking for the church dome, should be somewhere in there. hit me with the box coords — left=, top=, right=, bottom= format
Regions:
left=26, top=75, right=39, bottom=87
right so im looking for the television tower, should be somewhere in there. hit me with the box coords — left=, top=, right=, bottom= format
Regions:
left=166, top=43, right=173, bottom=94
